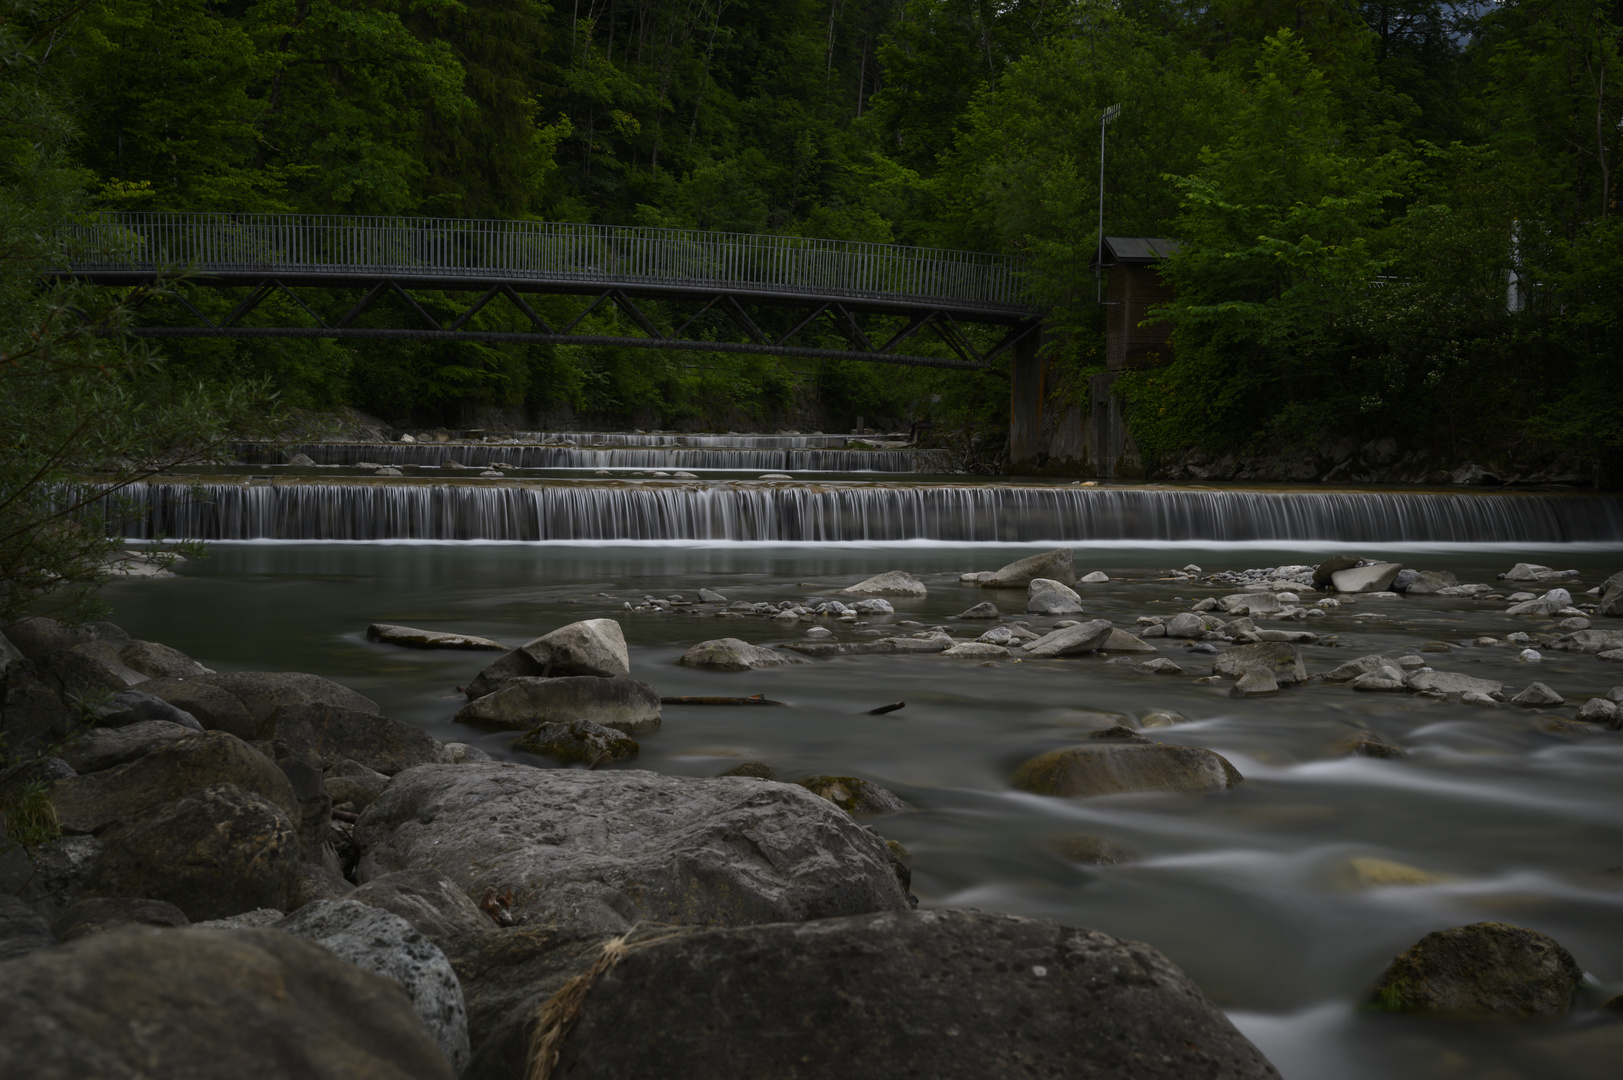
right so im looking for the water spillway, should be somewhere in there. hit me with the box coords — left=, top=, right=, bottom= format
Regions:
left=110, top=481, right=1623, bottom=543
left=238, top=442, right=944, bottom=473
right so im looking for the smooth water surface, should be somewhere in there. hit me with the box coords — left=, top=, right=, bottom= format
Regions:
left=102, top=541, right=1623, bottom=1079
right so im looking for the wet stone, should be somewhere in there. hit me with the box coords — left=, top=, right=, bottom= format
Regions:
left=1369, top=922, right=1583, bottom=1020
left=512, top=719, right=639, bottom=765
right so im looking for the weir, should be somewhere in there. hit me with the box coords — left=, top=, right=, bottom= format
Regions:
left=109, top=481, right=1623, bottom=543
left=236, top=441, right=948, bottom=473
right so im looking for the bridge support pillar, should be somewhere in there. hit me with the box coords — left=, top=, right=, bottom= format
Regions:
left=1008, top=333, right=1139, bottom=477
left=1008, top=331, right=1046, bottom=464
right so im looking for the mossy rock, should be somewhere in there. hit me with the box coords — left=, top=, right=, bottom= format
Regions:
left=1013, top=744, right=1242, bottom=799
left=513, top=720, right=638, bottom=766
left=718, top=761, right=774, bottom=780
left=797, top=775, right=907, bottom=817
left=1368, top=922, right=1582, bottom=1019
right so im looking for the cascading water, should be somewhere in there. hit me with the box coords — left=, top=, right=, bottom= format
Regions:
left=493, top=431, right=864, bottom=448
left=239, top=442, right=945, bottom=473
left=109, top=480, right=1623, bottom=542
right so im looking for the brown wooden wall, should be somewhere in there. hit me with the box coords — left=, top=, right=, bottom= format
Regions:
left=1104, top=265, right=1175, bottom=371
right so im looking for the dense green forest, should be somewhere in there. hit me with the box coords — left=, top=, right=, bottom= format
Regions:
left=4, top=0, right=1622, bottom=474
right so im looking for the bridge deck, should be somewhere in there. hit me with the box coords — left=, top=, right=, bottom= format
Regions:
left=62, top=213, right=1036, bottom=319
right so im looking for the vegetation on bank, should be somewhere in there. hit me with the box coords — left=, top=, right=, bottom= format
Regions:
left=1, top=0, right=1620, bottom=474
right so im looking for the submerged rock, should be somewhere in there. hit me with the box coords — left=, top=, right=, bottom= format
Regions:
left=1213, top=642, right=1308, bottom=685
left=1399, top=570, right=1459, bottom=595
left=676, top=637, right=802, bottom=671
left=1369, top=922, right=1583, bottom=1019
left=486, top=909, right=1278, bottom=1080
left=353, top=763, right=910, bottom=933
left=1231, top=668, right=1279, bottom=697
left=0, top=927, right=456, bottom=1080
left=941, top=641, right=1010, bottom=659
left=367, top=623, right=505, bottom=650
left=1012, top=744, right=1242, bottom=798
left=957, top=601, right=1000, bottom=619
left=454, top=676, right=661, bottom=733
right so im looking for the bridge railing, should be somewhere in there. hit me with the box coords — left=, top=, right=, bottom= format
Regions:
left=61, top=213, right=1032, bottom=311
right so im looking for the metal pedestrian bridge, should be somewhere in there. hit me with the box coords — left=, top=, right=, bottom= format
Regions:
left=59, top=213, right=1042, bottom=370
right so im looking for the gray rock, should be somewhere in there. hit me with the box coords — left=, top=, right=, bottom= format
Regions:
left=276, top=754, right=333, bottom=859
left=957, top=601, right=999, bottom=619
left=367, top=623, right=506, bottom=651
left=90, top=688, right=204, bottom=731
left=138, top=671, right=379, bottom=741
left=940, top=641, right=1010, bottom=659
left=60, top=718, right=196, bottom=773
left=797, top=775, right=908, bottom=816
left=513, top=719, right=639, bottom=765
left=0, top=926, right=456, bottom=1079
left=697, top=589, right=727, bottom=603
left=326, top=765, right=391, bottom=813
left=1370, top=922, right=1582, bottom=1019
left=1575, top=697, right=1620, bottom=724
left=977, top=548, right=1076, bottom=587
left=1138, top=658, right=1184, bottom=674
left=1231, top=668, right=1280, bottom=696
left=1213, top=642, right=1308, bottom=685
left=1510, top=682, right=1564, bottom=707
left=34, top=641, right=149, bottom=700
left=1164, top=612, right=1210, bottom=638
left=1331, top=562, right=1404, bottom=593
left=0, top=894, right=56, bottom=961
left=288, top=452, right=317, bottom=466
left=0, top=835, right=103, bottom=924
left=1312, top=554, right=1362, bottom=585
left=1554, top=628, right=1623, bottom=654
left=266, top=702, right=448, bottom=776
left=81, top=782, right=301, bottom=921
left=1503, top=562, right=1554, bottom=581
left=1219, top=592, right=1283, bottom=615
left=1322, top=655, right=1398, bottom=682
left=276, top=899, right=471, bottom=1073
left=1601, top=584, right=1623, bottom=617
left=1079, top=570, right=1110, bottom=583
left=473, top=909, right=1279, bottom=1080
left=1253, top=629, right=1317, bottom=644
left=1025, top=589, right=1085, bottom=615
left=1027, top=577, right=1078, bottom=600
left=288, top=860, right=356, bottom=908
left=51, top=896, right=189, bottom=942
left=455, top=676, right=661, bottom=733
left=0, top=629, right=24, bottom=678
left=1100, top=628, right=1158, bottom=653
left=51, top=730, right=300, bottom=835
left=353, top=763, right=910, bottom=934
left=838, top=570, right=927, bottom=597
left=1012, top=744, right=1242, bottom=798
left=464, top=619, right=631, bottom=698
left=350, top=868, right=492, bottom=940
left=1402, top=570, right=1459, bottom=595
left=118, top=639, right=210, bottom=678
left=1407, top=670, right=1506, bottom=701
left=1019, top=619, right=1113, bottom=658
left=1353, top=671, right=1407, bottom=692
left=675, top=637, right=803, bottom=671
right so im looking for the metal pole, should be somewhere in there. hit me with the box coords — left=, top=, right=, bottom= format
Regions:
left=1097, top=104, right=1120, bottom=304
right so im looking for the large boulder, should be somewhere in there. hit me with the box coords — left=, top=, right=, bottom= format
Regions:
left=1369, top=922, right=1583, bottom=1019
left=838, top=571, right=927, bottom=597
left=90, top=688, right=203, bottom=731
left=138, top=671, right=379, bottom=741
left=0, top=835, right=103, bottom=925
left=34, top=641, right=149, bottom=700
left=0, top=927, right=457, bottom=1079
left=80, top=782, right=301, bottom=920
left=51, top=730, right=300, bottom=834
left=675, top=638, right=802, bottom=672
left=469, top=908, right=1279, bottom=1080
left=59, top=718, right=196, bottom=774
left=454, top=676, right=661, bottom=733
left=276, top=899, right=471, bottom=1073
left=1330, top=562, right=1403, bottom=593
left=367, top=623, right=506, bottom=650
left=1012, top=744, right=1242, bottom=798
left=118, top=639, right=210, bottom=678
left=1552, top=628, right=1623, bottom=653
left=353, top=763, right=910, bottom=934
left=1213, top=642, right=1308, bottom=686
left=977, top=548, right=1076, bottom=588
left=1019, top=619, right=1113, bottom=658
left=465, top=620, right=630, bottom=699
left=267, top=702, right=446, bottom=776
left=1407, top=670, right=1505, bottom=701
left=1312, top=554, right=1362, bottom=585
left=350, top=868, right=492, bottom=940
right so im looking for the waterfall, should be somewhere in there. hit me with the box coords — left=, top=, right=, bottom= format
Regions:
left=108, top=481, right=1623, bottom=543
left=235, top=442, right=946, bottom=473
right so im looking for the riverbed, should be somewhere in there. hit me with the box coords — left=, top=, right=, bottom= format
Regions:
left=101, top=538, right=1623, bottom=1080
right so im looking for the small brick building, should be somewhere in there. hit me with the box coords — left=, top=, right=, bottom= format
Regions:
left=1096, top=237, right=1179, bottom=370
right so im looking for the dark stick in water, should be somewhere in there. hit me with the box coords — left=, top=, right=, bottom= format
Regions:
left=661, top=694, right=787, bottom=706
left=868, top=702, right=906, bottom=715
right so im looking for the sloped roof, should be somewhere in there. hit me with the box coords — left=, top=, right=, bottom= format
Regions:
left=1098, top=237, right=1181, bottom=265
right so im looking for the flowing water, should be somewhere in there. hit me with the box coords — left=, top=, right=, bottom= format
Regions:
left=95, top=450, right=1623, bottom=1079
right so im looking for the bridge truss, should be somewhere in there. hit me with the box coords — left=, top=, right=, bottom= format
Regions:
left=59, top=214, right=1043, bottom=371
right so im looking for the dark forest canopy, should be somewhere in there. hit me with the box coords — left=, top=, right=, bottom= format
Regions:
left=6, top=0, right=1622, bottom=472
